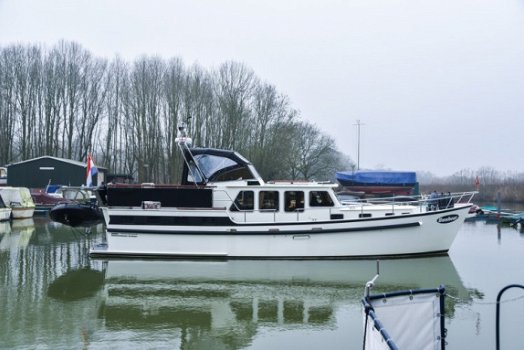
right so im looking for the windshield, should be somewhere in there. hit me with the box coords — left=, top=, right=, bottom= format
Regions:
left=193, top=154, right=237, bottom=179
left=182, top=148, right=263, bottom=185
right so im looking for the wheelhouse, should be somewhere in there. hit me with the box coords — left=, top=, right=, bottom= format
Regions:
left=181, top=148, right=263, bottom=185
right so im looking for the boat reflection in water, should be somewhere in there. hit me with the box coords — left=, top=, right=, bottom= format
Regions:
left=0, top=221, right=11, bottom=249
left=72, top=256, right=476, bottom=349
left=0, top=218, right=34, bottom=251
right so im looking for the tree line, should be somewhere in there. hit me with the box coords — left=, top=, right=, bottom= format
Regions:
left=419, top=167, right=524, bottom=203
left=0, top=41, right=353, bottom=183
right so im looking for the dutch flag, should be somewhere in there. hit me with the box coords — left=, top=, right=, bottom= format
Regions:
left=86, top=154, right=98, bottom=187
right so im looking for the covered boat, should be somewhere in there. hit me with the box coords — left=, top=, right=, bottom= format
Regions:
left=88, top=125, right=475, bottom=259
left=336, top=170, right=418, bottom=196
left=0, top=187, right=35, bottom=219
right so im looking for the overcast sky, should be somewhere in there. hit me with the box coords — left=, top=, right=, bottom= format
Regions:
left=1, top=0, right=523, bottom=176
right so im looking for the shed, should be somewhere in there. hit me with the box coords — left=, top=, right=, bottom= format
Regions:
left=7, top=156, right=107, bottom=188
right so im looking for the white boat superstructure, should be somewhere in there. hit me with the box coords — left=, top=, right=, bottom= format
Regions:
left=90, top=125, right=475, bottom=259
left=0, top=187, right=35, bottom=219
left=0, top=185, right=12, bottom=221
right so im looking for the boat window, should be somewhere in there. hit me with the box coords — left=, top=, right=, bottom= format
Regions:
left=230, top=191, right=254, bottom=211
left=214, top=167, right=255, bottom=182
left=187, top=160, right=204, bottom=183
left=187, top=153, right=260, bottom=183
left=309, top=191, right=334, bottom=207
left=284, top=191, right=304, bottom=212
left=192, top=154, right=237, bottom=179
left=259, top=191, right=279, bottom=211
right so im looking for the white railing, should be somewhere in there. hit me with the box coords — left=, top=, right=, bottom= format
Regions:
left=340, top=191, right=477, bottom=214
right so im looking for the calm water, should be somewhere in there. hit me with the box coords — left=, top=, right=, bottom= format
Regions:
left=1, top=212, right=524, bottom=349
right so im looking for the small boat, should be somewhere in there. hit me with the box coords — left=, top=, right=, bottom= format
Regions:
left=49, top=203, right=104, bottom=227
left=87, top=124, right=475, bottom=259
left=500, top=212, right=524, bottom=225
left=0, top=194, right=12, bottom=221
left=0, top=187, right=36, bottom=219
left=31, top=186, right=72, bottom=214
left=472, top=206, right=524, bottom=225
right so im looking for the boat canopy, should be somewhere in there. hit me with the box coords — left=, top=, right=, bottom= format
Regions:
left=0, top=187, right=34, bottom=206
left=182, top=148, right=263, bottom=185
left=336, top=170, right=417, bottom=186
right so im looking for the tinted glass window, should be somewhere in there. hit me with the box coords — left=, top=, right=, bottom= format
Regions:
left=309, top=191, right=334, bottom=207
left=259, top=191, right=279, bottom=211
left=230, top=191, right=254, bottom=211
left=285, top=191, right=304, bottom=212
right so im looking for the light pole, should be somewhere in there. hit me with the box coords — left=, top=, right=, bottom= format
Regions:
left=354, top=120, right=364, bottom=170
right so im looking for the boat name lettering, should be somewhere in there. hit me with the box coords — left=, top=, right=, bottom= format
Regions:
left=437, top=215, right=459, bottom=224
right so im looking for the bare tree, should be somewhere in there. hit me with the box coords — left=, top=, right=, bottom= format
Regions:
left=0, top=42, right=354, bottom=187
left=75, top=55, right=108, bottom=161
left=214, top=61, right=256, bottom=151
left=162, top=57, right=185, bottom=183
left=0, top=47, right=17, bottom=164
left=286, top=122, right=340, bottom=181
left=126, top=56, right=165, bottom=182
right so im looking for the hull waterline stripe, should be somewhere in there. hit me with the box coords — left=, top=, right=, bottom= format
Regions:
left=107, top=204, right=471, bottom=227
left=89, top=248, right=449, bottom=260
left=107, top=221, right=421, bottom=235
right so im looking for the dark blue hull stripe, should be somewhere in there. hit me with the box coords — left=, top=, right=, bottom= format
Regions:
left=108, top=221, right=421, bottom=235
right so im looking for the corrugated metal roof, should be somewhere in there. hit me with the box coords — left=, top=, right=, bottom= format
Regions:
left=7, top=156, right=107, bottom=170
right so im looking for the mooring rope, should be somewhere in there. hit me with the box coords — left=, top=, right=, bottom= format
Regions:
left=446, top=292, right=524, bottom=305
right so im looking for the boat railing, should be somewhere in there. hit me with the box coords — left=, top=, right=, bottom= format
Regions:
left=341, top=191, right=477, bottom=214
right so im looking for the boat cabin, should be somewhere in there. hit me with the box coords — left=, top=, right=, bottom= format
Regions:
left=182, top=147, right=338, bottom=210
left=100, top=147, right=341, bottom=221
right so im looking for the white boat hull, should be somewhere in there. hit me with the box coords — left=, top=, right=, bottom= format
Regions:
left=0, top=208, right=11, bottom=221
left=91, top=204, right=471, bottom=258
left=11, top=207, right=35, bottom=219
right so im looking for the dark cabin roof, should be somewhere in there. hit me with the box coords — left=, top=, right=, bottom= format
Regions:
left=181, top=148, right=260, bottom=185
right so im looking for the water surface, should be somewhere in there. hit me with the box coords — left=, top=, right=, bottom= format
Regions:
left=1, top=214, right=523, bottom=349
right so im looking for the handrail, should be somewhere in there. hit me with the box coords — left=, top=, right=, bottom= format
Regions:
left=340, top=191, right=477, bottom=215
left=496, top=284, right=524, bottom=350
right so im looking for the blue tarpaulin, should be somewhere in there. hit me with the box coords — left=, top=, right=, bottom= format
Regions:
left=336, top=171, right=417, bottom=186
